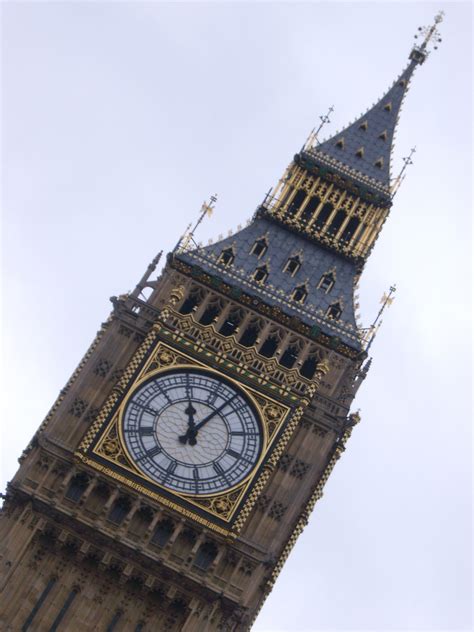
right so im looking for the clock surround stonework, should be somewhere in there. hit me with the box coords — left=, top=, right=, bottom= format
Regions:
left=0, top=21, right=440, bottom=631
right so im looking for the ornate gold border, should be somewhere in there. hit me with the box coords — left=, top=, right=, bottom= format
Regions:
left=77, top=339, right=294, bottom=532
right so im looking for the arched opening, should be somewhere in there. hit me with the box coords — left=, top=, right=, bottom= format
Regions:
left=151, top=519, right=175, bottom=547
left=318, top=272, right=335, bottom=294
left=179, top=288, right=203, bottom=315
left=129, top=506, right=153, bottom=538
left=312, top=202, right=333, bottom=232
left=283, top=256, right=301, bottom=277
left=326, top=302, right=343, bottom=320
left=300, top=356, right=318, bottom=379
left=108, top=496, right=131, bottom=525
left=326, top=209, right=347, bottom=237
left=286, top=189, right=306, bottom=217
left=194, top=542, right=218, bottom=570
left=219, top=308, right=243, bottom=337
left=65, top=473, right=89, bottom=503
left=299, top=195, right=321, bottom=224
left=259, top=335, right=279, bottom=358
left=292, top=285, right=308, bottom=304
left=253, top=265, right=269, bottom=284
left=218, top=247, right=235, bottom=267
left=250, top=238, right=268, bottom=258
left=340, top=216, right=360, bottom=243
left=279, top=345, right=299, bottom=369
left=239, top=322, right=260, bottom=347
left=199, top=302, right=221, bottom=326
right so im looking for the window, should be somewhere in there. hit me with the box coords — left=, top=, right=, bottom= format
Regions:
left=108, top=497, right=131, bottom=525
left=299, top=195, right=320, bottom=224
left=194, top=542, right=218, bottom=570
left=292, top=285, right=308, bottom=304
left=199, top=301, right=221, bottom=326
left=219, top=308, right=243, bottom=337
left=283, top=255, right=301, bottom=277
left=326, top=302, right=343, bottom=320
left=129, top=506, right=153, bottom=538
left=326, top=209, right=347, bottom=237
left=259, top=335, right=279, bottom=358
left=279, top=345, right=299, bottom=369
left=250, top=238, right=268, bottom=258
left=179, top=288, right=203, bottom=315
left=252, top=265, right=268, bottom=284
left=300, top=356, right=318, bottom=379
left=218, top=247, right=234, bottom=267
left=312, top=202, right=333, bottom=232
left=65, top=473, right=89, bottom=503
left=239, top=322, right=261, bottom=347
left=151, top=519, right=174, bottom=547
left=340, top=216, right=360, bottom=243
left=318, top=272, right=335, bottom=293
left=286, top=189, right=306, bottom=217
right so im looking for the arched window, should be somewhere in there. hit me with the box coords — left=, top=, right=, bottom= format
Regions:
left=300, top=356, right=318, bottom=380
left=250, top=238, right=268, bottom=258
left=318, top=272, right=335, bottom=294
left=279, top=345, right=299, bottom=369
left=84, top=483, right=109, bottom=514
left=326, top=302, right=343, bottom=320
left=218, top=247, right=234, bottom=267
left=259, top=335, right=279, bottom=358
left=252, top=265, right=269, bottom=284
left=179, top=287, right=203, bottom=315
left=129, top=506, right=153, bottom=538
left=283, top=255, right=301, bottom=277
left=151, top=519, right=174, bottom=547
left=65, top=473, right=89, bottom=503
left=299, top=195, right=321, bottom=224
left=326, top=209, right=347, bottom=237
left=340, top=216, right=360, bottom=243
left=239, top=322, right=260, bottom=347
left=194, top=542, right=218, bottom=570
left=219, top=308, right=243, bottom=337
left=286, top=189, right=306, bottom=218
left=108, top=496, right=131, bottom=525
left=292, top=285, right=308, bottom=304
left=312, top=202, right=333, bottom=232
left=199, top=300, right=222, bottom=326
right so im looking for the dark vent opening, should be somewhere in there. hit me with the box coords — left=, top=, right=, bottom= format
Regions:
left=199, top=304, right=220, bottom=326
left=218, top=248, right=234, bottom=267
left=251, top=238, right=268, bottom=258
left=340, top=216, right=360, bottom=242
left=279, top=346, right=299, bottom=369
left=312, top=202, right=333, bottom=232
left=259, top=336, right=279, bottom=358
left=286, top=189, right=306, bottom=218
left=326, top=209, right=347, bottom=237
left=240, top=324, right=260, bottom=347
left=300, top=356, right=318, bottom=380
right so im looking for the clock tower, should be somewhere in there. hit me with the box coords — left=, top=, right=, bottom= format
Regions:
left=0, top=15, right=442, bottom=632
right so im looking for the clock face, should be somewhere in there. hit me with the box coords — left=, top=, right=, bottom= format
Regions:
left=120, top=368, right=263, bottom=496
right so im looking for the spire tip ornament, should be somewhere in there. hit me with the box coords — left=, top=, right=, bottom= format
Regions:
left=410, top=11, right=444, bottom=64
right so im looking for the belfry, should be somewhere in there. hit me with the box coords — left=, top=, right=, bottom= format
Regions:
left=0, top=13, right=442, bottom=631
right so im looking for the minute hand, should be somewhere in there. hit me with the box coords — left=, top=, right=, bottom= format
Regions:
left=194, top=395, right=238, bottom=432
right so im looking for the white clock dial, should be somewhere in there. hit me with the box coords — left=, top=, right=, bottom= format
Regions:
left=121, top=368, right=262, bottom=495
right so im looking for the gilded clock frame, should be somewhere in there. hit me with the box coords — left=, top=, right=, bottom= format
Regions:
left=77, top=338, right=296, bottom=536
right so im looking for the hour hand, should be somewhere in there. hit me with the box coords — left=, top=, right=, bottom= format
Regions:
left=179, top=401, right=197, bottom=445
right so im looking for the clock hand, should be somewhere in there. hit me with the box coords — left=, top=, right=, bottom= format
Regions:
left=194, top=394, right=238, bottom=432
left=179, top=401, right=198, bottom=445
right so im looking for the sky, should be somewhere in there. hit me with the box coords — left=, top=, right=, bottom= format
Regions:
left=1, top=2, right=472, bottom=631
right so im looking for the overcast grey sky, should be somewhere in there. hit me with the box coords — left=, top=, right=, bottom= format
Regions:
left=1, top=2, right=472, bottom=631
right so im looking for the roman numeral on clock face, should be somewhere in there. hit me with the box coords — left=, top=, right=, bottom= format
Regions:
left=137, top=445, right=162, bottom=461
left=138, top=427, right=154, bottom=436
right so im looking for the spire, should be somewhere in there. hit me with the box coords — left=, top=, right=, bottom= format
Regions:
left=304, top=12, right=444, bottom=197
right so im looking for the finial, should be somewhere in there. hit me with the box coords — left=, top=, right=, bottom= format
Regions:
left=365, top=284, right=396, bottom=351
left=391, top=146, right=416, bottom=196
left=410, top=11, right=444, bottom=64
left=302, top=105, right=334, bottom=150
left=174, top=194, right=218, bottom=253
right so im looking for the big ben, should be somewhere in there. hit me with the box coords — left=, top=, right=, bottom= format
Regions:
left=2, top=6, right=468, bottom=632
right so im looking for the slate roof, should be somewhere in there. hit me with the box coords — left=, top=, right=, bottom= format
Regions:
left=307, top=58, right=418, bottom=193
left=178, top=217, right=363, bottom=350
